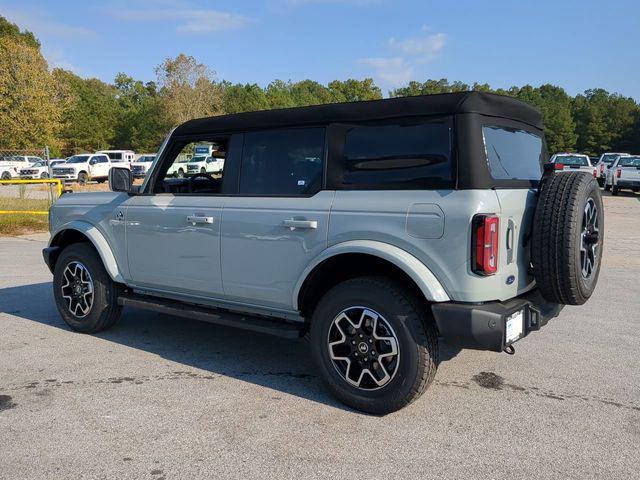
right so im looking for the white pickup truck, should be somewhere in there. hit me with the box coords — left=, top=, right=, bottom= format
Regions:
left=549, top=153, right=597, bottom=177
left=185, top=155, right=225, bottom=176
left=52, top=153, right=111, bottom=184
left=0, top=155, right=44, bottom=179
left=610, top=155, right=640, bottom=195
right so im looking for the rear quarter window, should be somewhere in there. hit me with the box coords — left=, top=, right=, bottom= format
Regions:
left=332, top=120, right=453, bottom=190
left=483, top=126, right=544, bottom=181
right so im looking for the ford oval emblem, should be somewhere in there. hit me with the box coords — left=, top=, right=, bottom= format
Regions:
left=506, top=275, right=515, bottom=285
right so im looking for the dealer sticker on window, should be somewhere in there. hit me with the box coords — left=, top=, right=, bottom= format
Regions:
left=505, top=310, right=524, bottom=344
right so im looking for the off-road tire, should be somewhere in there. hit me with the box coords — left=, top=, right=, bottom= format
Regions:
left=77, top=172, right=88, bottom=185
left=531, top=172, right=603, bottom=305
left=53, top=243, right=122, bottom=333
left=309, top=277, right=438, bottom=415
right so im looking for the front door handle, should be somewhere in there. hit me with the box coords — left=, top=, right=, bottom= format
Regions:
left=187, top=215, right=214, bottom=225
left=282, top=218, right=318, bottom=230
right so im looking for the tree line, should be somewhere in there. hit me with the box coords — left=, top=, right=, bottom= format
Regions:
left=1, top=16, right=638, bottom=157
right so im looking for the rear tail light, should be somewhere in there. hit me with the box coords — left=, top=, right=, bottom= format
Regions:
left=472, top=214, right=499, bottom=276
left=616, top=169, right=621, bottom=178
left=600, top=164, right=605, bottom=174
left=554, top=163, right=564, bottom=170
left=593, top=168, right=598, bottom=178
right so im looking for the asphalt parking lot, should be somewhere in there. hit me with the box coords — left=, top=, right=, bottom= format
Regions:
left=1, top=192, right=639, bottom=480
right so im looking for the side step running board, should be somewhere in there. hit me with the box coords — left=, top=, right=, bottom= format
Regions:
left=118, top=294, right=304, bottom=339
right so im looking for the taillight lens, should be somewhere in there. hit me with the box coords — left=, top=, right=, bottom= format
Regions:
left=600, top=164, right=605, bottom=174
left=554, top=163, right=564, bottom=170
left=593, top=168, right=598, bottom=178
left=616, top=169, right=621, bottom=178
left=472, top=214, right=499, bottom=276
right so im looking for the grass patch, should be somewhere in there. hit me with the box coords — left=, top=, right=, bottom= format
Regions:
left=0, top=197, right=51, bottom=235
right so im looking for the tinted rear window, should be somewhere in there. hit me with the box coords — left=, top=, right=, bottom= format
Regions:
left=618, top=156, right=640, bottom=167
left=483, top=126, right=544, bottom=181
left=337, top=121, right=452, bottom=189
left=554, top=155, right=589, bottom=166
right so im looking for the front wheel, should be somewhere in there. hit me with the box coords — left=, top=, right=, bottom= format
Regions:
left=309, top=277, right=438, bottom=415
left=177, top=168, right=185, bottom=178
left=40, top=172, right=49, bottom=179
left=77, top=172, right=88, bottom=185
left=53, top=243, right=122, bottom=333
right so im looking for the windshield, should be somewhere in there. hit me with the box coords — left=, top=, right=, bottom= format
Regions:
left=66, top=155, right=90, bottom=164
left=555, top=155, right=589, bottom=166
left=188, top=156, right=207, bottom=163
left=137, top=156, right=155, bottom=162
left=618, top=156, right=640, bottom=167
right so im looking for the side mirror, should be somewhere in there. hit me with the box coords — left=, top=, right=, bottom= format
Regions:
left=89, top=159, right=96, bottom=165
left=109, top=167, right=133, bottom=193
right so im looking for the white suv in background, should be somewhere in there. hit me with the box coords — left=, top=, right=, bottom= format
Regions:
left=52, top=154, right=111, bottom=184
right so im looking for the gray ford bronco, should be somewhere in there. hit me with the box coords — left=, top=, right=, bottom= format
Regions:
left=43, top=92, right=603, bottom=414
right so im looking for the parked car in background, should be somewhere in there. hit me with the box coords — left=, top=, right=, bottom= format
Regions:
left=48, top=158, right=67, bottom=168
left=609, top=155, right=640, bottom=195
left=166, top=157, right=190, bottom=178
left=0, top=164, right=17, bottom=180
left=96, top=150, right=135, bottom=170
left=595, top=152, right=628, bottom=187
left=52, top=153, right=111, bottom=184
left=131, top=154, right=156, bottom=178
left=19, top=160, right=50, bottom=179
left=549, top=153, right=597, bottom=177
left=0, top=155, right=43, bottom=175
left=186, top=155, right=225, bottom=176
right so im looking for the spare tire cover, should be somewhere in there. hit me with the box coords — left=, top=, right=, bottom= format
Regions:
left=531, top=172, right=604, bottom=305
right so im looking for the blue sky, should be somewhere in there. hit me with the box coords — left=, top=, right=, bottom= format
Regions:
left=3, top=0, right=639, bottom=99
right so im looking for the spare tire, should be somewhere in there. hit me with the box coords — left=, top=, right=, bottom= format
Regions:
left=531, top=172, right=603, bottom=305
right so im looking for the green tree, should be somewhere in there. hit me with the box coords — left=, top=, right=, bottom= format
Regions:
left=0, top=37, right=62, bottom=149
left=328, top=78, right=382, bottom=102
left=221, top=82, right=270, bottom=114
left=0, top=15, right=39, bottom=48
left=265, top=80, right=296, bottom=109
left=155, top=54, right=222, bottom=125
left=53, top=69, right=118, bottom=153
left=289, top=80, right=333, bottom=106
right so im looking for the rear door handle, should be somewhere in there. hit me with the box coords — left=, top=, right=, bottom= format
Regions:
left=187, top=215, right=214, bottom=225
left=282, top=219, right=318, bottom=230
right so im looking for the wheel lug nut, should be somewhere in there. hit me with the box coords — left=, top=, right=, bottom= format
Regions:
left=368, top=339, right=373, bottom=343
left=351, top=340, right=355, bottom=344
left=359, top=334, right=363, bottom=338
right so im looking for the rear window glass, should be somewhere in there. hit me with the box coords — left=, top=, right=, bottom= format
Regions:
left=338, top=122, right=452, bottom=189
left=618, top=156, right=640, bottom=167
left=554, top=155, right=589, bottom=166
left=483, top=126, right=544, bottom=181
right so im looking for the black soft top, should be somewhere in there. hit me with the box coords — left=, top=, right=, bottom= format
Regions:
left=174, top=91, right=543, bottom=136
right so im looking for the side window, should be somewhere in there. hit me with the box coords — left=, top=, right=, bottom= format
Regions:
left=153, top=139, right=228, bottom=194
left=239, top=128, right=325, bottom=195
left=483, top=126, right=544, bottom=181
left=333, top=121, right=453, bottom=189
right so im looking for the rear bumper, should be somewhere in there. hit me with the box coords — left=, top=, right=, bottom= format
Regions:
left=617, top=180, right=640, bottom=188
left=431, top=289, right=564, bottom=352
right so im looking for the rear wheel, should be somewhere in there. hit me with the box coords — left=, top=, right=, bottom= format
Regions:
left=309, top=277, right=438, bottom=415
left=612, top=185, right=619, bottom=195
left=53, top=243, right=122, bottom=333
left=604, top=182, right=611, bottom=191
